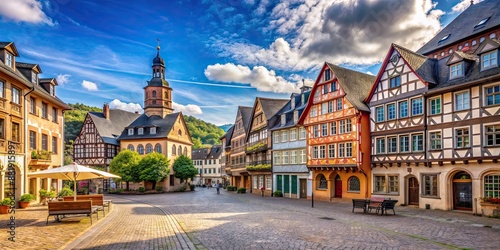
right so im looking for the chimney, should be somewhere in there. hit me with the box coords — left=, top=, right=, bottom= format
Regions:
left=103, top=103, right=109, bottom=119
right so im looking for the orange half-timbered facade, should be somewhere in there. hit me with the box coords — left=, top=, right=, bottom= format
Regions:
left=299, top=63, right=374, bottom=201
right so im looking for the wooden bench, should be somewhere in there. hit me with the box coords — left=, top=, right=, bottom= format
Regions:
left=352, top=199, right=368, bottom=213
left=63, top=194, right=105, bottom=216
left=47, top=200, right=98, bottom=225
left=367, top=197, right=385, bottom=214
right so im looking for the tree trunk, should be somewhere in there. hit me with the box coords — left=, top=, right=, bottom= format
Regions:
left=126, top=181, right=130, bottom=191
left=152, top=181, right=157, bottom=190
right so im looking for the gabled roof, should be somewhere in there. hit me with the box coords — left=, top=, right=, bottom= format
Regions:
left=16, top=62, right=42, bottom=73
left=118, top=112, right=181, bottom=141
left=238, top=106, right=253, bottom=132
left=207, top=145, right=222, bottom=159
left=192, top=148, right=209, bottom=160
left=219, top=125, right=234, bottom=145
left=417, top=0, right=500, bottom=55
left=445, top=51, right=477, bottom=65
left=40, top=78, right=59, bottom=86
left=325, top=63, right=375, bottom=112
left=269, top=90, right=311, bottom=131
left=0, top=41, right=19, bottom=56
left=89, top=109, right=141, bottom=145
left=246, top=97, right=288, bottom=138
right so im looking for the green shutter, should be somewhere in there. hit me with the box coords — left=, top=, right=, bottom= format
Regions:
left=284, top=175, right=290, bottom=193
left=291, top=175, right=298, bottom=194
left=277, top=175, right=282, bottom=191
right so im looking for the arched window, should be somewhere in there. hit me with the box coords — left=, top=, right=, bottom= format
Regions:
left=183, top=147, right=187, bottom=156
left=155, top=143, right=162, bottom=153
left=348, top=176, right=360, bottom=192
left=146, top=144, right=153, bottom=154
left=137, top=144, right=144, bottom=155
left=317, top=174, right=327, bottom=189
left=483, top=174, right=500, bottom=198
left=165, top=91, right=168, bottom=99
left=152, top=90, right=157, bottom=97
left=178, top=129, right=182, bottom=136
left=172, top=144, right=176, bottom=155
left=127, top=144, right=134, bottom=151
left=178, top=145, right=182, bottom=156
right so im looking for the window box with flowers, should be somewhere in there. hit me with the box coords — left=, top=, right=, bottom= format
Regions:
left=479, top=197, right=500, bottom=217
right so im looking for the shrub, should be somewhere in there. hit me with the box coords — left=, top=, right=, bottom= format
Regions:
left=138, top=187, right=146, bottom=193
left=176, top=185, right=187, bottom=192
left=155, top=186, right=163, bottom=192
left=1, top=198, right=12, bottom=206
left=189, top=184, right=195, bottom=191
left=116, top=188, right=123, bottom=194
left=57, top=187, right=74, bottom=198
left=273, top=190, right=283, bottom=197
left=226, top=186, right=237, bottom=191
left=237, top=188, right=246, bottom=194
left=19, top=194, right=35, bottom=202
left=40, top=189, right=56, bottom=200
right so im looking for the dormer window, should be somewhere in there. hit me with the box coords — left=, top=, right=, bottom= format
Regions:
left=450, top=62, right=463, bottom=78
left=324, top=69, right=331, bottom=81
left=301, top=94, right=305, bottom=105
left=49, top=85, right=55, bottom=96
left=281, top=114, right=286, bottom=126
left=290, top=98, right=295, bottom=109
left=150, top=127, right=156, bottom=134
left=5, top=52, right=13, bottom=68
left=31, top=71, right=37, bottom=84
left=438, top=34, right=450, bottom=45
left=128, top=128, right=134, bottom=135
left=293, top=110, right=298, bottom=123
left=474, top=17, right=490, bottom=30
left=138, top=128, right=144, bottom=135
left=482, top=50, right=497, bottom=70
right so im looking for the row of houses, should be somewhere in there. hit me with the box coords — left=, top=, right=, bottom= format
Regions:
left=220, top=1, right=500, bottom=214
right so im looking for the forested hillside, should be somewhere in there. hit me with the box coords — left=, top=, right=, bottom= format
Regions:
left=218, top=124, right=233, bottom=132
left=64, top=103, right=102, bottom=143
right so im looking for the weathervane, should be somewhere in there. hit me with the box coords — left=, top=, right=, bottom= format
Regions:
left=156, top=38, right=160, bottom=50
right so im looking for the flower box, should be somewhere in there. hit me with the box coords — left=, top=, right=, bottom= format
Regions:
left=479, top=202, right=500, bottom=217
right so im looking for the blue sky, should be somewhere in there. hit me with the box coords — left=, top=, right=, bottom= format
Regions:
left=0, top=0, right=479, bottom=125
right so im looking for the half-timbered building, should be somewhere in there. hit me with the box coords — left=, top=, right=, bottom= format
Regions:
left=246, top=97, right=288, bottom=196
left=227, top=106, right=252, bottom=189
left=366, top=0, right=500, bottom=213
left=270, top=85, right=312, bottom=199
left=220, top=125, right=233, bottom=187
left=299, top=63, right=374, bottom=201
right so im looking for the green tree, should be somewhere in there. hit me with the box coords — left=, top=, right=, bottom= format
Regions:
left=172, top=155, right=198, bottom=184
left=138, top=152, right=170, bottom=190
left=109, top=150, right=141, bottom=191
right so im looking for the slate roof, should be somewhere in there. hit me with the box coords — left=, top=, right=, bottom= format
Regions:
left=0, top=42, right=18, bottom=55
left=258, top=98, right=289, bottom=120
left=269, top=91, right=311, bottom=131
left=207, top=145, right=222, bottom=159
left=89, top=109, right=141, bottom=145
left=326, top=63, right=376, bottom=112
left=239, top=106, right=253, bottom=132
left=192, top=148, right=209, bottom=160
left=220, top=125, right=234, bottom=146
left=0, top=42, right=12, bottom=48
left=417, top=0, right=500, bottom=55
left=393, top=44, right=438, bottom=84
left=147, top=77, right=170, bottom=87
left=117, top=112, right=181, bottom=141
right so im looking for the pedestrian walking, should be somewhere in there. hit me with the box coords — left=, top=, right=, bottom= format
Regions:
left=216, top=182, right=221, bottom=194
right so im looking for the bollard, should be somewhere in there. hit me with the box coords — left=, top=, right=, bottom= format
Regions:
left=312, top=192, right=314, bottom=208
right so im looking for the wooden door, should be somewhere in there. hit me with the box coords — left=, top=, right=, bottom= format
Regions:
left=335, top=176, right=342, bottom=198
left=408, top=177, right=419, bottom=205
left=299, top=179, right=307, bottom=198
left=453, top=172, right=472, bottom=211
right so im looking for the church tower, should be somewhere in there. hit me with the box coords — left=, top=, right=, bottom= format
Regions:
left=144, top=44, right=174, bottom=118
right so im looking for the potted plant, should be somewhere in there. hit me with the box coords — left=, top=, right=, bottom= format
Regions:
left=19, top=194, right=35, bottom=208
left=0, top=198, right=12, bottom=214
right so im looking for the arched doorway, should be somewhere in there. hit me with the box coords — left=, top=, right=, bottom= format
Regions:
left=408, top=177, right=419, bottom=205
left=453, top=171, right=472, bottom=211
left=334, top=175, right=342, bottom=198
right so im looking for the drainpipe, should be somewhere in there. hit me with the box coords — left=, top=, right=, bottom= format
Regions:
left=23, top=86, right=36, bottom=196
left=357, top=111, right=369, bottom=198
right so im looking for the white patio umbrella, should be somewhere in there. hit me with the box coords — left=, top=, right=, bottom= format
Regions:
left=28, top=162, right=120, bottom=201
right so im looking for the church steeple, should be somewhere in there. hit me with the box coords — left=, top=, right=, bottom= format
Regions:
left=144, top=40, right=173, bottom=118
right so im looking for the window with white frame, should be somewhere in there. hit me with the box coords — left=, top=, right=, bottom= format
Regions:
left=376, top=138, right=385, bottom=154
left=484, top=174, right=500, bottom=198
left=127, top=144, right=134, bottom=151
left=429, top=97, right=441, bottom=115
left=423, top=174, right=438, bottom=197
left=337, top=99, right=343, bottom=110
left=299, top=127, right=306, bottom=139
left=339, top=120, right=346, bottom=134
left=300, top=149, right=306, bottom=163
left=253, top=176, right=258, bottom=189
left=266, top=176, right=272, bottom=190
left=328, top=100, right=334, bottom=112
left=399, top=100, right=408, bottom=118
left=348, top=176, right=360, bottom=192
left=482, top=50, right=497, bottom=70
left=455, top=91, right=470, bottom=110
left=313, top=125, right=319, bottom=138
left=485, top=125, right=500, bottom=146
left=312, top=146, right=318, bottom=159
left=338, top=143, right=345, bottom=158
left=346, top=142, right=352, bottom=157
left=330, top=122, right=336, bottom=135
left=387, top=103, right=396, bottom=120
left=411, top=98, right=423, bottom=115
left=485, top=84, right=500, bottom=106
left=328, top=144, right=335, bottom=158
left=150, top=127, right=156, bottom=134
left=321, top=123, right=328, bottom=136
left=450, top=62, right=463, bottom=78
left=390, top=76, right=401, bottom=88
left=376, top=106, right=384, bottom=122
left=346, top=119, right=352, bottom=133
left=290, top=150, right=297, bottom=164
left=5, top=53, right=13, bottom=68
left=430, top=131, right=442, bottom=150
left=321, top=102, right=328, bottom=114
left=137, top=144, right=144, bottom=154
left=281, top=114, right=286, bottom=125
left=455, top=128, right=470, bottom=148
left=274, top=132, right=280, bottom=143
left=388, top=137, right=397, bottom=153
left=138, top=128, right=144, bottom=135
left=12, top=87, right=20, bottom=104
left=388, top=175, right=399, bottom=193
left=0, top=81, right=4, bottom=98
left=319, top=145, right=326, bottom=158
left=293, top=110, right=298, bottom=123
left=400, top=135, right=409, bottom=152
left=283, top=151, right=289, bottom=164
left=281, top=130, right=288, bottom=142
left=374, top=175, right=386, bottom=193
left=290, top=128, right=297, bottom=141
left=311, top=106, right=317, bottom=117
left=128, top=128, right=134, bottom=135
left=412, top=134, right=423, bottom=151
left=273, top=152, right=281, bottom=165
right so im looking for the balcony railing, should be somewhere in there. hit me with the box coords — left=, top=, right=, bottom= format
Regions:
left=246, top=140, right=268, bottom=153
left=246, top=161, right=271, bottom=172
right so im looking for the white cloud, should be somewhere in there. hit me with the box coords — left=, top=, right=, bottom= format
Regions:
left=205, top=63, right=307, bottom=93
left=109, top=99, right=143, bottom=114
left=213, top=0, right=445, bottom=69
left=56, top=74, right=71, bottom=85
left=0, top=0, right=55, bottom=25
left=172, top=103, right=203, bottom=115
left=366, top=71, right=374, bottom=76
left=450, top=0, right=483, bottom=14
left=82, top=80, right=98, bottom=91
